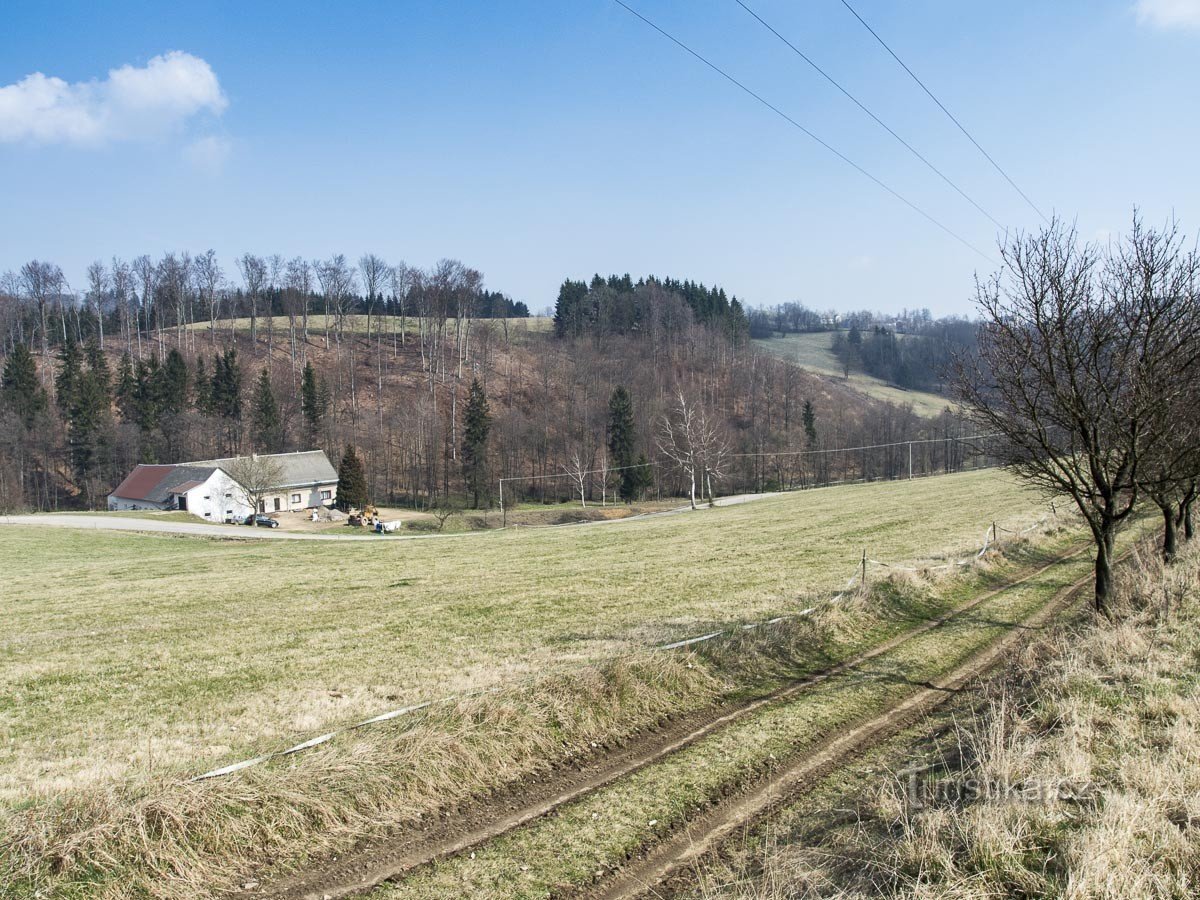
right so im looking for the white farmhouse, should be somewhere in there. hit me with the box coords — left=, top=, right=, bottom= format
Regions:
left=107, top=450, right=338, bottom=522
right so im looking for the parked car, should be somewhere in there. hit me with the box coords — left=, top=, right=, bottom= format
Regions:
left=244, top=514, right=280, bottom=528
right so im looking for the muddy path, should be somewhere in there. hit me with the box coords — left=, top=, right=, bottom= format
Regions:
left=259, top=546, right=1084, bottom=900
left=580, top=563, right=1099, bottom=900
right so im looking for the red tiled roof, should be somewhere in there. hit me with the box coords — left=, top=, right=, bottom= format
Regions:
left=172, top=480, right=205, bottom=493
left=110, top=465, right=175, bottom=501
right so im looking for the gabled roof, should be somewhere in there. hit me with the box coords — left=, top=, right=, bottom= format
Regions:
left=110, top=465, right=218, bottom=503
left=186, top=450, right=337, bottom=489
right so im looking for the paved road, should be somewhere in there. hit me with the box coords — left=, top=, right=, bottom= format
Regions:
left=0, top=514, right=390, bottom=541
left=0, top=493, right=780, bottom=542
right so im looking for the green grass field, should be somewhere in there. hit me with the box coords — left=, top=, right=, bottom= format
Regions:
left=754, top=331, right=953, bottom=417
left=1, top=470, right=1048, bottom=805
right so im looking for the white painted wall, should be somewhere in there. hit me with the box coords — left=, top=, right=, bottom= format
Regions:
left=180, top=470, right=253, bottom=523
left=107, top=496, right=169, bottom=512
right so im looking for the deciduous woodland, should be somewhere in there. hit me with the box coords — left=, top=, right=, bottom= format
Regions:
left=0, top=255, right=980, bottom=513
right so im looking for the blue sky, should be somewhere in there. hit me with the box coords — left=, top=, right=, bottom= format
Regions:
left=2, top=1, right=1198, bottom=316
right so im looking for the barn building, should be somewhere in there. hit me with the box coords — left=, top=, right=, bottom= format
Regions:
left=107, top=450, right=338, bottom=522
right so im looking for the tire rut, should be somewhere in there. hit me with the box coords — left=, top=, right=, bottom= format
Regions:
left=580, top=562, right=1101, bottom=900
left=259, top=546, right=1085, bottom=900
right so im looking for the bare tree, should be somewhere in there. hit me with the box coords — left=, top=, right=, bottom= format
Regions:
left=315, top=254, right=356, bottom=347
left=391, top=262, right=413, bottom=352
left=19, top=260, right=64, bottom=375
left=237, top=253, right=267, bottom=349
left=111, top=257, right=134, bottom=356
left=224, top=454, right=286, bottom=519
left=85, top=261, right=108, bottom=350
left=953, top=217, right=1199, bottom=611
left=657, top=390, right=700, bottom=509
left=133, top=255, right=158, bottom=358
left=194, top=249, right=224, bottom=349
left=565, top=449, right=591, bottom=507
left=1117, top=219, right=1200, bottom=561
left=358, top=253, right=389, bottom=342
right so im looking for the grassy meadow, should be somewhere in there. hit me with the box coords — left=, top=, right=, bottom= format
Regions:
left=690, top=539, right=1200, bottom=900
left=754, top=331, right=953, bottom=417
left=0, top=470, right=1050, bottom=803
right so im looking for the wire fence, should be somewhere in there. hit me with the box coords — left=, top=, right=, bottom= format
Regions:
left=498, top=433, right=1004, bottom=524
left=189, top=501, right=1059, bottom=783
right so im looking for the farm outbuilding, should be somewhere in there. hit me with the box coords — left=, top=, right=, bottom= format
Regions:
left=107, top=450, right=338, bottom=522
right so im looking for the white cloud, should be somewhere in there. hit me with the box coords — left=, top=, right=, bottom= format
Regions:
left=182, top=135, right=232, bottom=173
left=1135, top=0, right=1200, bottom=29
left=0, top=51, right=226, bottom=145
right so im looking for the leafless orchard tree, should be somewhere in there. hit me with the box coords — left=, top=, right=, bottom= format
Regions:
left=224, top=454, right=286, bottom=519
left=1116, top=219, right=1200, bottom=560
left=954, top=216, right=1200, bottom=611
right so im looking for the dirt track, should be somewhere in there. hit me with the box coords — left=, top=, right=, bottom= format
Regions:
left=259, top=546, right=1087, bottom=900
left=582, top=561, right=1100, bottom=900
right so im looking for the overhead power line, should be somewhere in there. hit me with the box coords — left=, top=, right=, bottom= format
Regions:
left=836, top=0, right=1050, bottom=224
left=734, top=0, right=1004, bottom=232
left=611, top=0, right=997, bottom=264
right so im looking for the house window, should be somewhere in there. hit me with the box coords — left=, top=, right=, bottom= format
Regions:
left=320, top=490, right=332, bottom=501
left=274, top=497, right=281, bottom=512
left=292, top=493, right=302, bottom=504
left=258, top=500, right=265, bottom=513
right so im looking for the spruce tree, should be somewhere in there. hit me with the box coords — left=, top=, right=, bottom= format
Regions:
left=802, top=400, right=817, bottom=447
left=1, top=343, right=47, bottom=430
left=251, top=368, right=284, bottom=453
left=115, top=352, right=136, bottom=423
left=461, top=377, right=491, bottom=508
left=336, top=444, right=368, bottom=511
left=55, top=337, right=82, bottom=420
left=300, top=362, right=325, bottom=447
left=161, top=348, right=189, bottom=416
left=193, top=357, right=212, bottom=414
left=84, top=338, right=111, bottom=400
left=68, top=367, right=112, bottom=507
left=607, top=386, right=639, bottom=502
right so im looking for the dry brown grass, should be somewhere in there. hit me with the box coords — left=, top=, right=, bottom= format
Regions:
left=0, top=514, right=1074, bottom=899
left=697, top=537, right=1200, bottom=900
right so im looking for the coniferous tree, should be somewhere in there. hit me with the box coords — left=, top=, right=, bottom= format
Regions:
left=193, top=357, right=212, bottom=414
left=55, top=337, right=82, bottom=420
left=115, top=352, right=136, bottom=423
left=1, top=343, right=47, bottom=430
left=607, top=386, right=639, bottom=502
left=251, top=368, right=284, bottom=453
left=336, top=444, right=368, bottom=511
left=161, top=348, right=189, bottom=416
left=68, top=356, right=113, bottom=507
left=300, top=362, right=326, bottom=448
left=461, top=377, right=491, bottom=508
left=802, top=400, right=817, bottom=447
left=84, top=338, right=111, bottom=401
left=630, top=452, right=654, bottom=500
left=211, top=348, right=242, bottom=453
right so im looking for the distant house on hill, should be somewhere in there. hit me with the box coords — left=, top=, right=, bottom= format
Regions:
left=107, top=450, right=338, bottom=521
